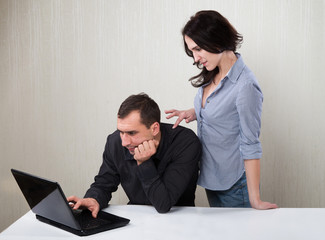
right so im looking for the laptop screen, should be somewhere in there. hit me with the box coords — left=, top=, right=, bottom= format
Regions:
left=11, top=169, right=81, bottom=230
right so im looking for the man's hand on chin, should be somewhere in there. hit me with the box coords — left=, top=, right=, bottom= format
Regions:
left=134, top=139, right=159, bottom=165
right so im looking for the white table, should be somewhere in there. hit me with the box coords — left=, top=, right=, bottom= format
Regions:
left=1, top=205, right=324, bottom=240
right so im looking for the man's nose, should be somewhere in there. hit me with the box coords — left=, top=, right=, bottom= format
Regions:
left=120, top=133, right=130, bottom=147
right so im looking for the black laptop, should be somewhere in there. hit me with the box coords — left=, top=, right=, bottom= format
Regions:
left=11, top=169, right=130, bottom=236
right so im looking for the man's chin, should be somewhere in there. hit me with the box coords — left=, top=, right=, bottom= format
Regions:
left=127, top=148, right=135, bottom=155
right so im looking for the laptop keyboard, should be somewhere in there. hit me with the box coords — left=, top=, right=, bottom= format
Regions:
left=73, top=209, right=112, bottom=230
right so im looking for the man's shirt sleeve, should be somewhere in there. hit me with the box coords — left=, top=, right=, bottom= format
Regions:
left=84, top=136, right=120, bottom=209
left=136, top=129, right=201, bottom=213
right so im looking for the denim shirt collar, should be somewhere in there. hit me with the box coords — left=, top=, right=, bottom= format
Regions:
left=227, top=53, right=246, bottom=84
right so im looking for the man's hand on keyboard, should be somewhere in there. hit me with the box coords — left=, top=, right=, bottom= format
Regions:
left=67, top=196, right=100, bottom=218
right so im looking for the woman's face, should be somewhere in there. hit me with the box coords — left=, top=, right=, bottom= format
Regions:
left=184, top=35, right=222, bottom=71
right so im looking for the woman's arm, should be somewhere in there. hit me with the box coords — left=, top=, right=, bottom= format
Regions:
left=244, top=159, right=278, bottom=209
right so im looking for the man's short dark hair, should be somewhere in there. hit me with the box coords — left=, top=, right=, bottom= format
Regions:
left=118, top=93, right=161, bottom=128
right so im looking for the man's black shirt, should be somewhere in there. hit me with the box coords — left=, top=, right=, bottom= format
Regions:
left=84, top=123, right=201, bottom=213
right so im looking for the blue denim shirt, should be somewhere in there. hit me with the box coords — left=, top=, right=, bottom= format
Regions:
left=194, top=53, right=263, bottom=190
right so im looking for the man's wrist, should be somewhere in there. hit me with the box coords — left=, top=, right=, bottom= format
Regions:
left=137, top=159, right=158, bottom=181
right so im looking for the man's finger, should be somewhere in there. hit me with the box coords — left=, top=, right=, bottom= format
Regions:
left=67, top=196, right=78, bottom=202
left=91, top=207, right=99, bottom=218
left=142, top=141, right=150, bottom=150
left=73, top=201, right=81, bottom=210
left=148, top=140, right=156, bottom=149
left=137, top=144, right=144, bottom=153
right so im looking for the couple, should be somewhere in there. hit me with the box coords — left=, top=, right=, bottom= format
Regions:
left=68, top=10, right=277, bottom=216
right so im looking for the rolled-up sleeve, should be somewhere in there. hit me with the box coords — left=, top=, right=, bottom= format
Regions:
left=237, top=81, right=263, bottom=160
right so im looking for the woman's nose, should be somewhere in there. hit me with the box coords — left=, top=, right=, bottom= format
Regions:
left=193, top=52, right=200, bottom=63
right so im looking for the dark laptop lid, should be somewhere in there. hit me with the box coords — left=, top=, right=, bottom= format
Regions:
left=11, top=169, right=81, bottom=230
left=11, top=169, right=130, bottom=236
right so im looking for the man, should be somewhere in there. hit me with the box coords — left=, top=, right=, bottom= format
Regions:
left=68, top=93, right=201, bottom=216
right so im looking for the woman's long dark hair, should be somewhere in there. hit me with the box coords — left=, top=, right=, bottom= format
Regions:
left=182, top=10, right=243, bottom=87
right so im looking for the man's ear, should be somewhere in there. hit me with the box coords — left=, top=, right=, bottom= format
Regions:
left=151, top=122, right=160, bottom=136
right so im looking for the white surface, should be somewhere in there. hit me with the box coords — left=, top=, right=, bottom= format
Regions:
left=1, top=205, right=324, bottom=240
left=2, top=4, right=325, bottom=234
left=2, top=0, right=325, bottom=233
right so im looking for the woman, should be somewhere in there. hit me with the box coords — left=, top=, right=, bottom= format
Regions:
left=165, top=10, right=277, bottom=209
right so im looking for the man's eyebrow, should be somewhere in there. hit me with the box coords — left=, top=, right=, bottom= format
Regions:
left=118, top=129, right=138, bottom=134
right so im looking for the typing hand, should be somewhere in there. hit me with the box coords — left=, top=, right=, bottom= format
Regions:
left=67, top=196, right=100, bottom=218
left=134, top=139, right=159, bottom=165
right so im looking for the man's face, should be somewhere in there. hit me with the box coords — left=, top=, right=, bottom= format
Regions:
left=117, top=111, right=155, bottom=155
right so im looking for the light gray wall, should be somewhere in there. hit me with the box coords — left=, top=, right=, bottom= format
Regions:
left=1, top=0, right=324, bottom=232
